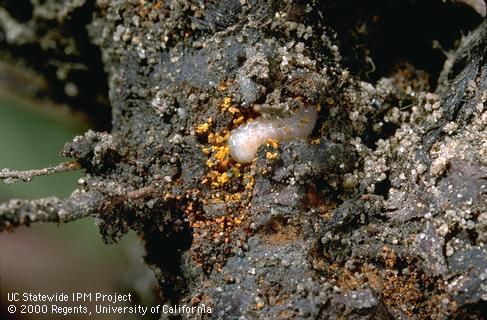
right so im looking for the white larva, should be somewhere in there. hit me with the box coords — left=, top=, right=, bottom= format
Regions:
left=228, top=105, right=318, bottom=163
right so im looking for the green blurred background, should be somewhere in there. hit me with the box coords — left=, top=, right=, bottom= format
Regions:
left=0, top=93, right=157, bottom=320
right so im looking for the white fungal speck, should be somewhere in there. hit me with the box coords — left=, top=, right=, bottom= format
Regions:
left=228, top=105, right=317, bottom=163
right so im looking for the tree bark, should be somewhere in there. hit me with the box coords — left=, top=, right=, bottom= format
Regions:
left=0, top=0, right=485, bottom=319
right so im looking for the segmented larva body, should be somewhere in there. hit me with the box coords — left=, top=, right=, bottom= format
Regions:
left=228, top=106, right=317, bottom=163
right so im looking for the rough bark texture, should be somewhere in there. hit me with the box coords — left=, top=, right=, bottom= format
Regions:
left=1, top=0, right=486, bottom=319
